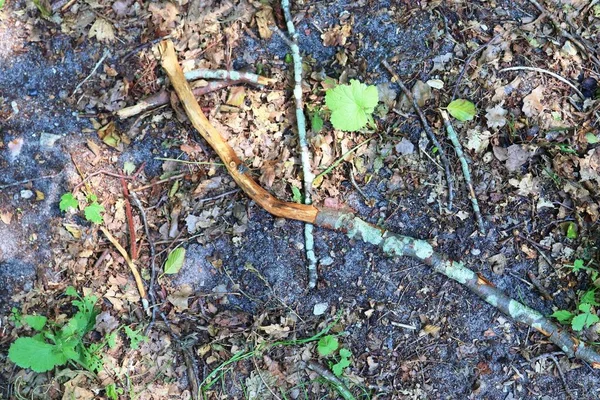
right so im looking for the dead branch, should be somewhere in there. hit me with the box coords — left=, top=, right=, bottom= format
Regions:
left=159, top=39, right=600, bottom=368
left=281, top=0, right=318, bottom=289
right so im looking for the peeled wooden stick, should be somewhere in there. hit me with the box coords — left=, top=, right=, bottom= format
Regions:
left=158, top=39, right=600, bottom=368
left=100, top=227, right=149, bottom=313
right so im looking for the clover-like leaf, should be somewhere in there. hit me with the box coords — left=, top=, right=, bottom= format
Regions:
left=325, top=80, right=378, bottom=132
left=551, top=309, right=574, bottom=324
left=447, top=99, right=476, bottom=121
left=84, top=202, right=104, bottom=224
left=59, top=193, right=78, bottom=212
left=317, top=334, right=338, bottom=357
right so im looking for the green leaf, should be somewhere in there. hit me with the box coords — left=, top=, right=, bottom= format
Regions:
left=572, top=259, right=585, bottom=273
left=572, top=303, right=599, bottom=331
left=0, top=0, right=5, bottom=9
left=581, top=289, right=600, bottom=306
left=311, top=112, right=324, bottom=132
left=124, top=326, right=149, bottom=350
left=86, top=193, right=98, bottom=203
left=164, top=247, right=186, bottom=275
left=59, top=193, right=78, bottom=212
left=551, top=309, right=574, bottom=323
left=65, top=286, right=78, bottom=297
left=106, top=332, right=117, bottom=349
left=291, top=186, right=302, bottom=203
left=317, top=335, right=338, bottom=357
left=325, top=80, right=378, bottom=132
left=9, top=337, right=66, bottom=372
left=123, top=161, right=136, bottom=175
left=585, top=132, right=599, bottom=144
left=447, top=99, right=476, bottom=121
left=84, top=202, right=104, bottom=224
left=24, top=315, right=47, bottom=331
left=105, top=383, right=123, bottom=400
left=338, top=348, right=352, bottom=358
left=332, top=355, right=351, bottom=376
left=566, top=222, right=577, bottom=239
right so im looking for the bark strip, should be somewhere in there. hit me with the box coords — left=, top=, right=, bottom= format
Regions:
left=158, top=39, right=600, bottom=368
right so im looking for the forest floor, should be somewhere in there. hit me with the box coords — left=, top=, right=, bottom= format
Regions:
left=1, top=0, right=600, bottom=399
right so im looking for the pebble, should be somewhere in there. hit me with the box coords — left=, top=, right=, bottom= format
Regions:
left=28, top=88, right=38, bottom=97
left=320, top=256, right=334, bottom=266
left=471, top=248, right=481, bottom=256
left=20, top=190, right=34, bottom=199
left=39, top=132, right=61, bottom=148
left=313, top=302, right=328, bottom=316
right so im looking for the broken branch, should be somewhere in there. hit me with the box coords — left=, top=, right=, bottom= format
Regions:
left=159, top=39, right=600, bottom=368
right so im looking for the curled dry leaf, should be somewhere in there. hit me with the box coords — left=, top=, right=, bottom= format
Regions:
left=88, top=18, right=115, bottom=42
left=485, top=103, right=508, bottom=130
left=522, top=86, right=545, bottom=118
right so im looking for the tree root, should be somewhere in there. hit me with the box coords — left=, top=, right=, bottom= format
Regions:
left=158, top=39, right=600, bottom=368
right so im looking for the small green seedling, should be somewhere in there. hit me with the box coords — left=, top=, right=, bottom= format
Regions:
left=317, top=334, right=353, bottom=377
left=124, top=326, right=149, bottom=350
left=291, top=185, right=303, bottom=203
left=446, top=99, right=476, bottom=121
left=8, top=287, right=101, bottom=373
left=60, top=192, right=105, bottom=224
left=551, top=279, right=600, bottom=332
left=105, top=383, right=124, bottom=400
left=325, top=80, right=379, bottom=132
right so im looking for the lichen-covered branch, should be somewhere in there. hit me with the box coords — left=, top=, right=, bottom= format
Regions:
left=440, top=110, right=485, bottom=234
left=159, top=39, right=600, bottom=368
left=281, top=0, right=318, bottom=289
left=183, top=68, right=275, bottom=86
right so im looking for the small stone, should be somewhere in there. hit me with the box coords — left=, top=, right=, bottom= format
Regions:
left=471, top=248, right=481, bottom=256
left=20, top=190, right=34, bottom=199
left=40, top=132, right=61, bottom=148
left=320, top=256, right=334, bottom=266
left=28, top=88, right=38, bottom=97
left=313, top=302, right=328, bottom=316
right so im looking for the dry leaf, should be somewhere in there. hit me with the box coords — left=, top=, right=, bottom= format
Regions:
left=255, top=6, right=274, bottom=39
left=522, top=86, right=545, bottom=117
left=505, top=144, right=531, bottom=172
left=88, top=18, right=115, bottom=42
left=485, top=103, right=508, bottom=130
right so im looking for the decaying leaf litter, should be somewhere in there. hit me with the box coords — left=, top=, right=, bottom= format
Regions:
left=1, top=0, right=600, bottom=398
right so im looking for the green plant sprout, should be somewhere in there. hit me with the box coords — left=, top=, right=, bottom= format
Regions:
left=317, top=334, right=353, bottom=377
left=60, top=192, right=105, bottom=224
left=325, top=80, right=378, bottom=132
left=8, top=287, right=101, bottom=373
left=551, top=259, right=600, bottom=332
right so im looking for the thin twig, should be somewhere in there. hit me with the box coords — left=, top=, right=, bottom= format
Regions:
left=281, top=0, right=318, bottom=289
left=100, top=227, right=149, bottom=313
left=452, top=33, right=503, bottom=100
left=548, top=354, right=575, bottom=399
left=526, top=0, right=600, bottom=68
left=184, top=68, right=276, bottom=86
left=440, top=110, right=485, bottom=234
left=121, top=178, right=138, bottom=260
left=526, top=271, right=553, bottom=301
left=314, top=137, right=375, bottom=181
left=0, top=171, right=63, bottom=189
left=499, top=66, right=585, bottom=99
left=382, top=59, right=454, bottom=211
left=116, top=80, right=241, bottom=119
left=72, top=49, right=110, bottom=96
left=132, top=173, right=186, bottom=192
left=306, top=361, right=355, bottom=400
left=130, top=191, right=159, bottom=331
